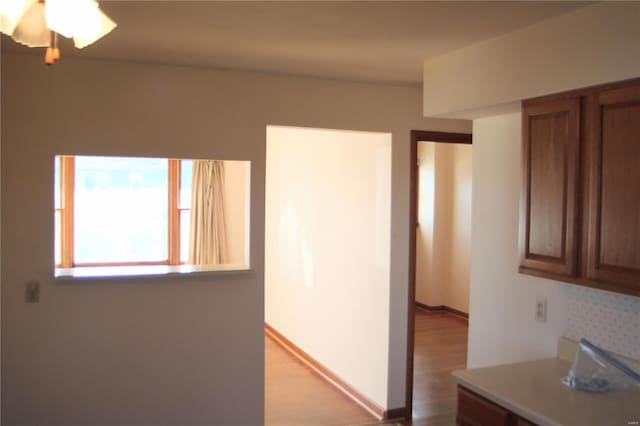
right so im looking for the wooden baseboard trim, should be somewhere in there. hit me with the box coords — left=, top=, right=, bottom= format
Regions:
left=416, top=301, right=444, bottom=312
left=444, top=305, right=469, bottom=320
left=383, top=406, right=408, bottom=420
left=416, top=301, right=469, bottom=321
left=265, top=323, right=385, bottom=420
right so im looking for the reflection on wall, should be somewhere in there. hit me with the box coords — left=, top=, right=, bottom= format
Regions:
left=278, top=201, right=314, bottom=289
left=265, top=125, right=392, bottom=408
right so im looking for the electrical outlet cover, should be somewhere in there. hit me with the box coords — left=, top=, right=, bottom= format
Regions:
left=26, top=281, right=40, bottom=303
left=536, top=297, right=547, bottom=323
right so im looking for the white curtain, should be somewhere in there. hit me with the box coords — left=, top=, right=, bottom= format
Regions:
left=189, top=160, right=228, bottom=265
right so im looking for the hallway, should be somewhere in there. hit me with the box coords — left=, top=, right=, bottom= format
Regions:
left=412, top=309, right=468, bottom=422
left=265, top=309, right=468, bottom=426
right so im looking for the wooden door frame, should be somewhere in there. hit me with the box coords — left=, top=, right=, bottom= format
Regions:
left=405, top=130, right=472, bottom=419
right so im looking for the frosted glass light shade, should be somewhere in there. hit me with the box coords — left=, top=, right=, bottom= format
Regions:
left=11, top=2, right=49, bottom=47
left=0, top=0, right=35, bottom=35
left=72, top=5, right=116, bottom=48
left=45, top=0, right=116, bottom=49
left=45, top=0, right=85, bottom=38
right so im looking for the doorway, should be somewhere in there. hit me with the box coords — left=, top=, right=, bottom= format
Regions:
left=264, top=125, right=393, bottom=425
left=406, top=130, right=472, bottom=422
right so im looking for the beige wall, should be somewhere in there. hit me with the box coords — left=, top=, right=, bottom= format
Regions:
left=469, top=112, right=640, bottom=368
left=415, top=142, right=471, bottom=313
left=431, top=145, right=452, bottom=308
left=423, top=2, right=640, bottom=118
left=223, top=161, right=250, bottom=266
left=265, top=126, right=391, bottom=409
left=415, top=143, right=436, bottom=305
left=0, top=53, right=470, bottom=424
left=447, top=144, right=472, bottom=312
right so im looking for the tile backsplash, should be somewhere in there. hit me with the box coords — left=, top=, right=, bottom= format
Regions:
left=564, top=285, right=640, bottom=361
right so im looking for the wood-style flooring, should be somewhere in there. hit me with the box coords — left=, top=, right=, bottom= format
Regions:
left=411, top=310, right=468, bottom=422
left=265, top=309, right=468, bottom=426
left=366, top=310, right=468, bottom=426
left=265, top=335, right=376, bottom=426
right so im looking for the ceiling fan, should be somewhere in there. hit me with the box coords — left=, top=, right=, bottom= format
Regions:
left=0, top=0, right=117, bottom=65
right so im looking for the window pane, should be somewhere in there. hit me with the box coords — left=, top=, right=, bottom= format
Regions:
left=54, top=156, right=61, bottom=209
left=180, top=160, right=192, bottom=209
left=55, top=210, right=61, bottom=266
left=180, top=210, right=191, bottom=263
left=74, top=156, right=168, bottom=263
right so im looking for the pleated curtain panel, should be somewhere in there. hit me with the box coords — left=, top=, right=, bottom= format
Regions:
left=189, top=160, right=228, bottom=265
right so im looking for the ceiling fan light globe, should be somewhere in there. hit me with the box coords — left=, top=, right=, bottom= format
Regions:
left=11, top=2, right=49, bottom=48
left=73, top=8, right=116, bottom=49
left=45, top=0, right=85, bottom=38
left=0, top=0, right=36, bottom=35
left=45, top=0, right=116, bottom=48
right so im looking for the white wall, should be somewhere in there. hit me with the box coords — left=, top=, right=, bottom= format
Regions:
left=431, top=145, right=453, bottom=308
left=265, top=126, right=391, bottom=409
left=223, top=161, right=250, bottom=266
left=469, top=113, right=640, bottom=368
left=415, top=143, right=436, bottom=306
left=416, top=143, right=472, bottom=313
left=423, top=2, right=640, bottom=118
left=447, top=144, right=472, bottom=313
left=1, top=53, right=470, bottom=425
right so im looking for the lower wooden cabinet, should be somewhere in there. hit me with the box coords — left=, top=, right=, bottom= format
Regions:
left=456, top=386, right=537, bottom=426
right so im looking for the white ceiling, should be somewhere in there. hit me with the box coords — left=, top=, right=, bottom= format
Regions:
left=2, top=1, right=589, bottom=85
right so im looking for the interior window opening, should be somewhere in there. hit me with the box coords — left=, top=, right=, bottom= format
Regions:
left=54, top=155, right=250, bottom=275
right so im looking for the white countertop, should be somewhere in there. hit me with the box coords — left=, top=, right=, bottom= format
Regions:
left=453, top=358, right=640, bottom=426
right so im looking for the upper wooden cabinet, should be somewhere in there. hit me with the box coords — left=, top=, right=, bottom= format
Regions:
left=586, top=85, right=640, bottom=291
left=520, top=98, right=580, bottom=277
left=520, top=79, right=640, bottom=297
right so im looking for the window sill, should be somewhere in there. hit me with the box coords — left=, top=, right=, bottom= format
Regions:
left=54, top=264, right=252, bottom=281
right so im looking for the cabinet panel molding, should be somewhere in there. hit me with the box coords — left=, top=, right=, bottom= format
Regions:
left=587, top=84, right=640, bottom=292
left=520, top=97, right=581, bottom=277
left=520, top=77, right=640, bottom=297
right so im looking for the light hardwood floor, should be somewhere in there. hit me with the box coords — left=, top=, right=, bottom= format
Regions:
left=265, top=335, right=376, bottom=426
left=411, top=309, right=468, bottom=422
left=361, top=310, right=468, bottom=426
left=265, top=309, right=468, bottom=426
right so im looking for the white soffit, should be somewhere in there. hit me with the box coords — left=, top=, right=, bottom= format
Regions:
left=423, top=2, right=640, bottom=119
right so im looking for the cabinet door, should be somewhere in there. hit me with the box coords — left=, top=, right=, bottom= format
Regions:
left=457, top=386, right=510, bottom=426
left=587, top=84, right=640, bottom=292
left=520, top=98, right=581, bottom=277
